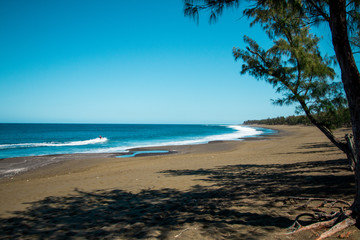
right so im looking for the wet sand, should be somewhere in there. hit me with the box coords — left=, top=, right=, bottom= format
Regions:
left=0, top=125, right=359, bottom=239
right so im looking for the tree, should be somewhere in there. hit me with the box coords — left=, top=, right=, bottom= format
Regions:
left=184, top=0, right=360, bottom=237
left=232, top=7, right=351, bottom=159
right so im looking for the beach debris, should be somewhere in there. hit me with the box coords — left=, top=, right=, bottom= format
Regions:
left=287, top=196, right=351, bottom=210
left=174, top=225, right=198, bottom=238
left=286, top=197, right=356, bottom=240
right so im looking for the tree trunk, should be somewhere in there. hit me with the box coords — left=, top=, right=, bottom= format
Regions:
left=329, top=0, right=360, bottom=221
left=345, top=134, right=356, bottom=170
left=298, top=100, right=350, bottom=154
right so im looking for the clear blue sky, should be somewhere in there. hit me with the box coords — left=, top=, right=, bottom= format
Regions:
left=0, top=0, right=337, bottom=124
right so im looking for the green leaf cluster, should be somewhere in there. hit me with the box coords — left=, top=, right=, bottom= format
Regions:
left=232, top=6, right=347, bottom=130
left=184, top=0, right=240, bottom=24
left=244, top=108, right=351, bottom=129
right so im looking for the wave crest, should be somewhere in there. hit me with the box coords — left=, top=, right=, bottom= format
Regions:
left=0, top=137, right=108, bottom=150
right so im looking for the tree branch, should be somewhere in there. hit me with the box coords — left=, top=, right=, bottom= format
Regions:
left=306, top=0, right=330, bottom=22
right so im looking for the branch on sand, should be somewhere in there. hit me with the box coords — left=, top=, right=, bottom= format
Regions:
left=286, top=197, right=356, bottom=240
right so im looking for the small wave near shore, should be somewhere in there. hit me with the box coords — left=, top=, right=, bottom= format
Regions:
left=0, top=137, right=108, bottom=150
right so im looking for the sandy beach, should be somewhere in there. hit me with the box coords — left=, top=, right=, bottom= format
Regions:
left=0, top=125, right=359, bottom=239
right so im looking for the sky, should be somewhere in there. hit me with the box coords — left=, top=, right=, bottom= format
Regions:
left=0, top=0, right=342, bottom=124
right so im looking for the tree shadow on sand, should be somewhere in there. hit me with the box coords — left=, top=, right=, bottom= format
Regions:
left=279, top=142, right=340, bottom=155
left=0, top=157, right=355, bottom=239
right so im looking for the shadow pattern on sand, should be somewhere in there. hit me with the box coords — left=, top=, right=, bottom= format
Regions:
left=279, top=142, right=341, bottom=155
left=0, top=158, right=355, bottom=239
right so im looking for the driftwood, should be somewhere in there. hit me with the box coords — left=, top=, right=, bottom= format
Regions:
left=285, top=135, right=358, bottom=238
left=288, top=196, right=351, bottom=208
left=286, top=197, right=356, bottom=239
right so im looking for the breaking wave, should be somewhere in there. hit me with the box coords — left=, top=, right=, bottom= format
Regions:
left=0, top=137, right=108, bottom=150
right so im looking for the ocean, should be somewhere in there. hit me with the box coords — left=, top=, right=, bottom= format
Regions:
left=0, top=124, right=274, bottom=178
left=0, top=124, right=272, bottom=160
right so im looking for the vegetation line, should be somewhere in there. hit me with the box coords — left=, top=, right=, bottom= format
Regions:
left=244, top=109, right=351, bottom=129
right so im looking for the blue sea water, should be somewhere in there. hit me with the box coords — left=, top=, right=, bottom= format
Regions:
left=0, top=124, right=271, bottom=160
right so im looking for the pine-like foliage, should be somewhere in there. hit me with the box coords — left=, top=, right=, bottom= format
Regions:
left=232, top=7, right=348, bottom=131
left=183, top=0, right=240, bottom=23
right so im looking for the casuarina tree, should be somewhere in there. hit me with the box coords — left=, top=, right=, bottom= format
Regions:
left=184, top=0, right=360, bottom=238
left=232, top=6, right=351, bottom=165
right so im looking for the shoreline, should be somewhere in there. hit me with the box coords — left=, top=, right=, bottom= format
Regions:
left=0, top=125, right=277, bottom=179
left=0, top=124, right=265, bottom=161
left=1, top=125, right=358, bottom=239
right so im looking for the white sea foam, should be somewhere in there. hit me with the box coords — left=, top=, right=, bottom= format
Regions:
left=1, top=168, right=27, bottom=174
left=160, top=125, right=262, bottom=145
left=85, top=125, right=263, bottom=154
left=0, top=137, right=108, bottom=150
